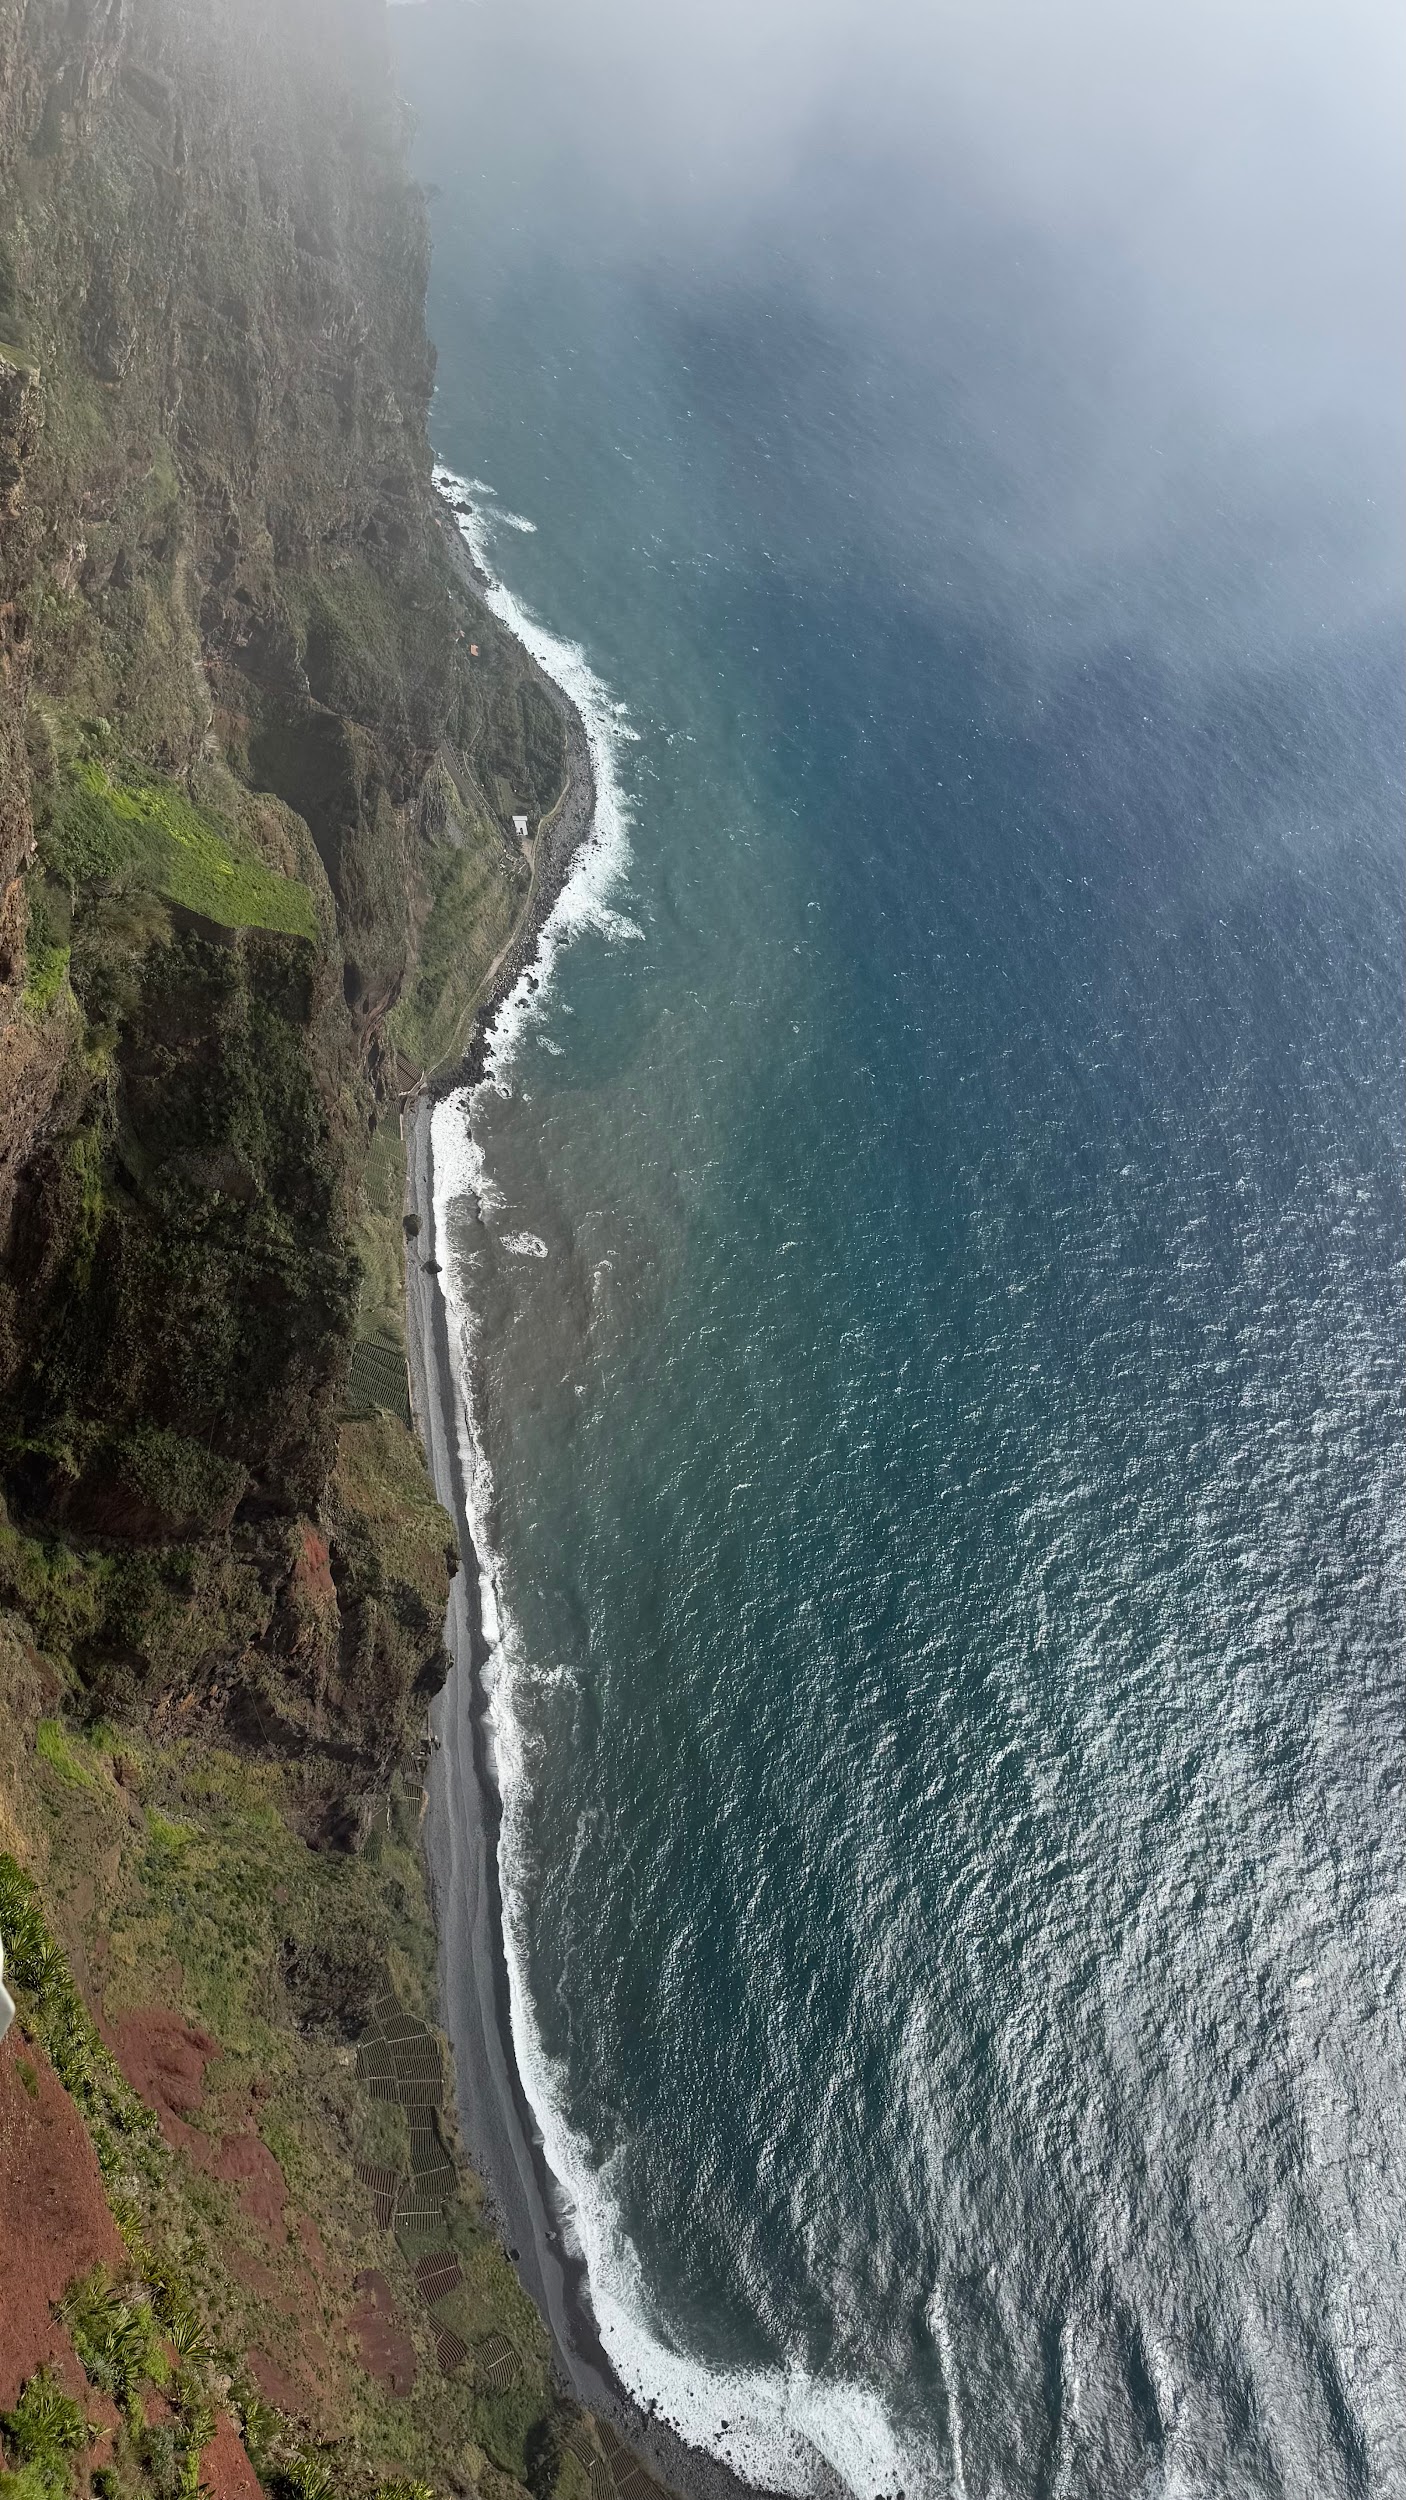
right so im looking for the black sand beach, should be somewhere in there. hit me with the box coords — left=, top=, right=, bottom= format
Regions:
left=401, top=540, right=792, bottom=2500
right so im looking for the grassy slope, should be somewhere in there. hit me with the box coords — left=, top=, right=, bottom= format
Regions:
left=387, top=824, right=530, bottom=1085
left=37, top=763, right=319, bottom=944
left=0, top=1499, right=615, bottom=2500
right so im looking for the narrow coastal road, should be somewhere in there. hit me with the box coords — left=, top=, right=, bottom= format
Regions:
left=404, top=1100, right=619, bottom=2379
left=403, top=1100, right=789, bottom=2500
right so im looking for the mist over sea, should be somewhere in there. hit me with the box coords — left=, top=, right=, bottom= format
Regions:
left=395, top=4, right=1405, bottom=2490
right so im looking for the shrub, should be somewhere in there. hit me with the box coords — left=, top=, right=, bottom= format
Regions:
left=135, top=2424, right=179, bottom=2500
left=154, top=2280, right=208, bottom=2363
left=278, top=2449, right=337, bottom=2500
left=0, top=1856, right=67, bottom=2003
left=144, top=1811, right=196, bottom=1865
left=177, top=2406, right=216, bottom=2500
left=21, top=877, right=72, bottom=1017
left=229, top=2393, right=281, bottom=2476
left=0, top=2369, right=88, bottom=2500
left=138, top=2390, right=215, bottom=2500
left=59, top=2269, right=167, bottom=2420
left=524, top=2414, right=563, bottom=2500
left=22, top=938, right=70, bottom=1016
left=34, top=1719, right=97, bottom=1790
left=119, top=1424, right=249, bottom=1536
left=0, top=1518, right=110, bottom=1655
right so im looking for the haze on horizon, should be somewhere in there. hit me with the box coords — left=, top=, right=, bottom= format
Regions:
left=402, top=0, right=1402, bottom=661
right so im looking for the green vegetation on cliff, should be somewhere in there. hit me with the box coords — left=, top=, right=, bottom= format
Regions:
left=0, top=0, right=570, bottom=1688
left=39, top=764, right=319, bottom=942
left=0, top=6, right=626, bottom=2500
left=0, top=1617, right=602, bottom=2500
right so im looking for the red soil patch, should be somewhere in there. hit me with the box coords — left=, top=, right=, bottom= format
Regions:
left=78, top=2389, right=124, bottom=2476
left=348, top=2270, right=417, bottom=2396
left=206, top=2131, right=287, bottom=2231
left=106, top=2009, right=218, bottom=2143
left=292, top=1525, right=337, bottom=1607
left=106, top=2010, right=289, bottom=2237
left=228, top=2247, right=283, bottom=2305
left=199, top=2412, right=263, bottom=2500
left=0, top=2029, right=127, bottom=2405
left=246, top=2348, right=305, bottom=2414
left=296, top=2211, right=328, bottom=2274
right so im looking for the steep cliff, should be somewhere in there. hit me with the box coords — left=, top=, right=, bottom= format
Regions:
left=0, top=0, right=566, bottom=1773
left=0, top=8, right=626, bottom=2500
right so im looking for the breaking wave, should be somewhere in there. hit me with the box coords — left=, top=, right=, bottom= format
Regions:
left=428, top=466, right=919, bottom=2497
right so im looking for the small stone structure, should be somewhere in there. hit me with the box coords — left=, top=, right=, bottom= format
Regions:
left=512, top=813, right=530, bottom=845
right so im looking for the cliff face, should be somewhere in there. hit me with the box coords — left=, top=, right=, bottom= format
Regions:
left=0, top=0, right=565, bottom=1792
left=0, top=7, right=628, bottom=2499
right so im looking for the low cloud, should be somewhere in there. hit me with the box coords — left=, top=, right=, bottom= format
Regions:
left=400, top=0, right=1403, bottom=644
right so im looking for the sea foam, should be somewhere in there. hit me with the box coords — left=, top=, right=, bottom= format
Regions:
left=430, top=467, right=923, bottom=2500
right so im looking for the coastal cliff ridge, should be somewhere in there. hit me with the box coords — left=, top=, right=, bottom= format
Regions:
left=0, top=8, right=661, bottom=2500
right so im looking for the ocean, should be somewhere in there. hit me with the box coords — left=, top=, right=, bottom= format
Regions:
left=395, top=10, right=1405, bottom=2493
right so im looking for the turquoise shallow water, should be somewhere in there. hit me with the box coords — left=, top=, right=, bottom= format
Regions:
left=399, top=17, right=1404, bottom=2494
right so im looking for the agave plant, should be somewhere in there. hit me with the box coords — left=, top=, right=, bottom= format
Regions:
left=60, top=2267, right=167, bottom=2417
left=231, top=2391, right=282, bottom=2473
left=176, top=2399, right=218, bottom=2500
left=164, top=2296, right=209, bottom=2363
left=0, top=2366, right=90, bottom=2500
left=283, top=2448, right=338, bottom=2500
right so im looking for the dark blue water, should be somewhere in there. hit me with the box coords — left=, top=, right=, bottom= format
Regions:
left=398, top=15, right=1405, bottom=2493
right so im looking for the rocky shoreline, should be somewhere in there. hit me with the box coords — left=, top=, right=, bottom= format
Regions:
left=427, top=499, right=599, bottom=1098
left=402, top=573, right=793, bottom=2500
